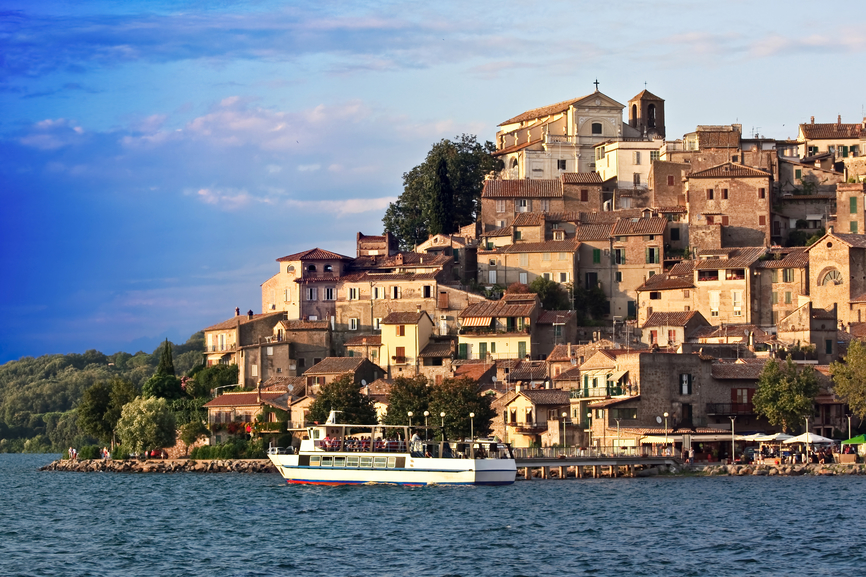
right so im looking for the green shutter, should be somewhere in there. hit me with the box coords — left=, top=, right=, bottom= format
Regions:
left=458, top=343, right=468, bottom=360
left=842, top=146, right=849, bottom=158
left=593, top=248, right=601, bottom=264
left=851, top=196, right=858, bottom=214
left=490, top=342, right=496, bottom=354
left=852, top=221, right=859, bottom=234
left=771, top=270, right=778, bottom=283
left=645, top=248, right=650, bottom=264
left=795, top=169, right=802, bottom=180
left=517, top=341, right=527, bottom=359
left=479, top=342, right=487, bottom=359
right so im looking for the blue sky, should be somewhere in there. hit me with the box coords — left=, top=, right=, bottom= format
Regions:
left=2, top=0, right=866, bottom=362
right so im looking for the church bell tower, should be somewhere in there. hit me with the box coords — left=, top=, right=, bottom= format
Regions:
left=628, top=89, right=665, bottom=139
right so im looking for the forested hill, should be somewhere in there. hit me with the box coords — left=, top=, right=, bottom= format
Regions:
left=0, top=333, right=204, bottom=453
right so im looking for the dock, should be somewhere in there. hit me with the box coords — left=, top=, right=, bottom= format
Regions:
left=514, top=456, right=683, bottom=479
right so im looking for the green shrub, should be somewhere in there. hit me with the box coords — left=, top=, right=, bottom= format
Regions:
left=77, top=445, right=101, bottom=459
left=111, top=445, right=130, bottom=460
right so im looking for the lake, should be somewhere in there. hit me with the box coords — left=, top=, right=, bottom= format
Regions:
left=2, top=454, right=863, bottom=576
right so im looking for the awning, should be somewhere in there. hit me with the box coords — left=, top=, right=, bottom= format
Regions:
left=608, top=370, right=628, bottom=382
left=641, top=435, right=684, bottom=444
left=460, top=317, right=492, bottom=327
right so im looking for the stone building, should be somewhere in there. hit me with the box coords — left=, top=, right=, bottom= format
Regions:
left=301, top=357, right=385, bottom=395
left=635, top=260, right=695, bottom=326
left=798, top=116, right=866, bottom=179
left=692, top=247, right=766, bottom=327
left=753, top=248, right=810, bottom=327
left=458, top=293, right=540, bottom=361
left=502, top=387, right=570, bottom=448
left=835, top=182, right=866, bottom=235
left=415, top=233, right=478, bottom=284
left=237, top=319, right=332, bottom=388
left=640, top=311, right=710, bottom=348
left=806, top=231, right=866, bottom=328
left=260, top=248, right=353, bottom=319
left=378, top=311, right=435, bottom=378
left=203, top=310, right=285, bottom=367
left=477, top=237, right=580, bottom=288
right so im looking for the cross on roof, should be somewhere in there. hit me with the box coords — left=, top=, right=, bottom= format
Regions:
left=593, top=79, right=599, bottom=90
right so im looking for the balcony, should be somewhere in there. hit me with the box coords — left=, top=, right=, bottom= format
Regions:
left=208, top=344, right=236, bottom=353
left=570, top=386, right=624, bottom=399
left=706, top=402, right=755, bottom=416
left=508, top=421, right=547, bottom=433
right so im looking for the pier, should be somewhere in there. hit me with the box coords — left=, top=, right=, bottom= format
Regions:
left=514, top=456, right=683, bottom=479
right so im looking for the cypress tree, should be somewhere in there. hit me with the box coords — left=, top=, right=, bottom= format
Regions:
left=429, top=155, right=455, bottom=236
left=156, top=338, right=175, bottom=376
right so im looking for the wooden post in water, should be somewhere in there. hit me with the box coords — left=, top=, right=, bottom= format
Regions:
left=559, top=466, right=566, bottom=479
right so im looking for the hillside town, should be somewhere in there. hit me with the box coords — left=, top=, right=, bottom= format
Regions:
left=201, top=85, right=866, bottom=459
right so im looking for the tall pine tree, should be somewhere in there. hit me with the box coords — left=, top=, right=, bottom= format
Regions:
left=156, top=338, right=175, bottom=376
left=428, top=156, right=455, bottom=236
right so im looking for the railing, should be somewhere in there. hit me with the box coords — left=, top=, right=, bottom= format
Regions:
left=207, top=344, right=236, bottom=352
left=459, top=327, right=531, bottom=336
left=570, top=386, right=624, bottom=399
left=706, top=403, right=755, bottom=415
left=512, top=446, right=647, bottom=459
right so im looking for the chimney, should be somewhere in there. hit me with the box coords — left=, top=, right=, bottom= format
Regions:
left=235, top=307, right=240, bottom=317
left=567, top=342, right=572, bottom=357
left=247, top=310, right=254, bottom=320
left=828, top=225, right=833, bottom=234
left=838, top=115, right=842, bottom=126
left=515, top=382, right=521, bottom=393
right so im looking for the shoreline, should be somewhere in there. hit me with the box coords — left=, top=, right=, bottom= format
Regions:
left=40, top=458, right=276, bottom=474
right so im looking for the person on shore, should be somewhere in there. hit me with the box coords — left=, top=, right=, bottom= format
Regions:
left=688, top=447, right=695, bottom=464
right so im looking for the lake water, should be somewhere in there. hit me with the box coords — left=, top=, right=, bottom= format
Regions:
left=2, top=453, right=864, bottom=576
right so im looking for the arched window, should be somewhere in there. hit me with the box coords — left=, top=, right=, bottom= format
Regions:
left=631, top=104, right=637, bottom=127
left=822, top=270, right=843, bottom=286
left=286, top=265, right=295, bottom=273
left=648, top=104, right=656, bottom=128
left=591, top=122, right=603, bottom=135
left=324, top=264, right=333, bottom=272
left=307, top=265, right=317, bottom=272
left=511, top=158, right=518, bottom=168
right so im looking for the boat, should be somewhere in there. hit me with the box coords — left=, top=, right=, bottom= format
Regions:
left=267, top=414, right=516, bottom=486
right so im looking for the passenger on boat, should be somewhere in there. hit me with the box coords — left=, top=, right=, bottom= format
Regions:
left=410, top=432, right=422, bottom=453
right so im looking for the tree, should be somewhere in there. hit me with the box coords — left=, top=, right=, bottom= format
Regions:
left=572, top=283, right=609, bottom=321
left=185, top=364, right=239, bottom=399
left=383, top=134, right=502, bottom=249
left=141, top=373, right=183, bottom=400
left=528, top=276, right=570, bottom=310
left=156, top=338, right=175, bottom=376
left=115, top=396, right=177, bottom=454
left=428, top=377, right=496, bottom=439
left=77, top=381, right=112, bottom=442
left=383, top=375, right=430, bottom=426
left=180, top=420, right=209, bottom=454
left=830, top=339, right=866, bottom=420
left=308, top=373, right=378, bottom=425
left=753, top=356, right=819, bottom=432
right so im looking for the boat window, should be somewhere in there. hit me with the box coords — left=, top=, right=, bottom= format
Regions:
left=312, top=429, right=321, bottom=440
left=321, top=457, right=333, bottom=467
left=346, top=456, right=359, bottom=468
left=309, top=456, right=321, bottom=467
left=333, top=457, right=345, bottom=468
left=360, top=456, right=373, bottom=468
left=387, top=457, right=397, bottom=469
left=373, top=456, right=387, bottom=468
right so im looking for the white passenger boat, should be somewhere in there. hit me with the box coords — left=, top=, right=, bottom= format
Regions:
left=267, top=416, right=516, bottom=486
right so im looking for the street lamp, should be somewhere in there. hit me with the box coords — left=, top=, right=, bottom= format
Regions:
left=407, top=411, right=413, bottom=428
left=805, top=415, right=810, bottom=464
left=561, top=412, right=567, bottom=450
left=424, top=410, right=430, bottom=441
left=470, top=412, right=475, bottom=441
left=729, top=416, right=736, bottom=464
left=848, top=414, right=852, bottom=440
left=586, top=411, right=593, bottom=453
left=663, top=412, right=669, bottom=454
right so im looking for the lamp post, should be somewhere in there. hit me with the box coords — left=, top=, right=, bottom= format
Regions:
left=586, top=411, right=593, bottom=454
left=470, top=412, right=475, bottom=441
left=848, top=414, right=852, bottom=440
left=561, top=412, right=567, bottom=450
left=407, top=411, right=413, bottom=429
left=729, top=416, right=736, bottom=464
left=663, top=412, right=669, bottom=454
left=424, top=410, right=429, bottom=441
left=805, top=415, right=810, bottom=463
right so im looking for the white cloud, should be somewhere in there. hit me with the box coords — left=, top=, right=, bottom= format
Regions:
left=297, top=164, right=321, bottom=172
left=191, top=187, right=272, bottom=211
left=266, top=164, right=283, bottom=174
left=284, top=196, right=397, bottom=217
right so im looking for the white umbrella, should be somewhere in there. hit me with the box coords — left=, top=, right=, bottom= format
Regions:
left=754, top=432, right=794, bottom=442
left=783, top=432, right=834, bottom=444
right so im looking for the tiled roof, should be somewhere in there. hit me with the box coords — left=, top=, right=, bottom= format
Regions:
left=382, top=311, right=427, bottom=325
left=305, top=357, right=367, bottom=375
left=636, top=273, right=694, bottom=292
left=668, top=260, right=695, bottom=277
left=499, top=96, right=586, bottom=126
left=757, top=248, right=809, bottom=269
left=547, top=340, right=616, bottom=361
left=351, top=252, right=451, bottom=270
left=481, top=180, right=563, bottom=198
left=261, top=376, right=305, bottom=395
left=454, top=362, right=495, bottom=382
left=561, top=172, right=603, bottom=184
left=711, top=362, right=765, bottom=380
left=543, top=211, right=583, bottom=222
left=502, top=239, right=580, bottom=253
left=850, top=293, right=866, bottom=304
left=575, top=223, right=614, bottom=241
left=694, top=247, right=766, bottom=270
left=510, top=361, right=548, bottom=381
left=553, top=366, right=582, bottom=381
left=278, top=319, right=330, bottom=331
left=801, top=122, right=866, bottom=140
left=824, top=233, right=866, bottom=249
left=578, top=209, right=646, bottom=223
left=812, top=307, right=836, bottom=321
left=277, top=248, right=352, bottom=262
left=481, top=226, right=513, bottom=238
left=204, top=391, right=287, bottom=408
left=642, top=311, right=702, bottom=328
left=588, top=396, right=639, bottom=409
left=689, top=162, right=771, bottom=179
left=512, top=212, right=547, bottom=226
left=339, top=271, right=440, bottom=283
left=631, top=89, right=664, bottom=101
left=520, top=389, right=568, bottom=405
left=656, top=205, right=688, bottom=213
left=460, top=296, right=538, bottom=319
left=343, top=335, right=382, bottom=346
left=696, top=128, right=740, bottom=149
left=419, top=341, right=453, bottom=358
left=204, top=312, right=283, bottom=332
left=364, top=378, right=392, bottom=399
left=611, top=216, right=667, bottom=236
left=537, top=310, right=574, bottom=324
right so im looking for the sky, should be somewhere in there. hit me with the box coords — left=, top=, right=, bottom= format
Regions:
left=2, top=0, right=866, bottom=362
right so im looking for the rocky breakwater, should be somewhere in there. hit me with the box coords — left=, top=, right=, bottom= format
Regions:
left=40, top=459, right=277, bottom=474
left=703, top=462, right=866, bottom=477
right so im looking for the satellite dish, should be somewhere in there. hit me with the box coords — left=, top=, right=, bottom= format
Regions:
left=656, top=416, right=662, bottom=424
left=361, top=379, right=367, bottom=386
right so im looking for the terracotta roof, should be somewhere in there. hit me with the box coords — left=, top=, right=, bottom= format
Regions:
left=343, top=335, right=382, bottom=346
left=642, top=311, right=701, bottom=328
left=631, top=89, right=664, bottom=101
left=278, top=319, right=330, bottom=331
left=689, top=162, right=771, bottom=179
left=499, top=96, right=586, bottom=126
left=636, top=273, right=694, bottom=292
left=801, top=122, right=866, bottom=140
left=520, top=388, right=568, bottom=405
left=481, top=226, right=513, bottom=238
left=204, top=312, right=283, bottom=332
left=481, top=180, right=563, bottom=198
left=821, top=233, right=866, bottom=249
left=711, top=362, right=765, bottom=380
left=512, top=212, right=547, bottom=227
left=757, top=248, right=809, bottom=269
left=419, top=341, right=453, bottom=358
left=339, top=271, right=440, bottom=283
left=575, top=223, right=614, bottom=241
left=277, top=248, right=352, bottom=262
left=552, top=366, right=582, bottom=381
left=578, top=209, right=646, bottom=223
left=537, top=310, right=574, bottom=324
left=382, top=311, right=427, bottom=325
left=261, top=376, right=305, bottom=395
left=668, top=259, right=695, bottom=277
left=365, top=378, right=392, bottom=399
left=204, top=391, right=287, bottom=408
left=502, top=239, right=579, bottom=253
left=611, top=216, right=667, bottom=236
left=694, top=247, right=766, bottom=270
left=588, top=396, right=638, bottom=408
left=305, top=357, right=368, bottom=375
left=454, top=362, right=495, bottom=382
left=850, top=293, right=866, bottom=304
left=547, top=340, right=616, bottom=361
left=351, top=252, right=451, bottom=270
left=561, top=172, right=603, bottom=184
left=812, top=307, right=836, bottom=321
left=656, top=205, right=688, bottom=214
left=510, top=361, right=548, bottom=381
left=543, top=211, right=583, bottom=222
left=460, top=297, right=538, bottom=319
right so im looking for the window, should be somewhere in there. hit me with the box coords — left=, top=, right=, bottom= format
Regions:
left=732, top=290, right=742, bottom=315
left=519, top=253, right=529, bottom=266
left=614, top=248, right=626, bottom=264
left=488, top=270, right=497, bottom=284
left=646, top=247, right=659, bottom=264
left=543, top=272, right=551, bottom=280
left=348, top=287, right=359, bottom=300
left=721, top=216, right=729, bottom=226
left=633, top=151, right=641, bottom=165
left=683, top=289, right=690, bottom=298
left=852, top=221, right=859, bottom=234
left=557, top=159, right=566, bottom=170
left=771, top=270, right=778, bottom=283
left=759, top=188, right=766, bottom=199
left=423, top=285, right=432, bottom=298
left=782, top=269, right=794, bottom=283
left=373, top=318, right=383, bottom=331
left=709, top=291, right=720, bottom=316
left=650, top=330, right=658, bottom=345
left=560, top=272, right=569, bottom=283
left=251, top=364, right=258, bottom=377
left=826, top=339, right=833, bottom=355
left=615, top=271, right=622, bottom=282
left=267, top=347, right=273, bottom=356
left=514, top=231, right=522, bottom=241
left=306, top=287, right=317, bottom=301
left=349, top=318, right=359, bottom=331
left=581, top=189, right=589, bottom=202
left=591, top=122, right=602, bottom=135
left=397, top=325, right=405, bottom=337
left=495, top=199, right=506, bottom=213
left=772, top=291, right=778, bottom=304
left=519, top=272, right=527, bottom=284
left=722, top=189, right=729, bottom=200
left=297, top=358, right=305, bottom=369
left=650, top=151, right=660, bottom=162
left=785, top=291, right=792, bottom=304
left=543, top=252, right=551, bottom=261
left=596, top=147, right=605, bottom=161
left=593, top=249, right=601, bottom=264
left=649, top=292, right=661, bottom=300
left=633, top=173, right=641, bottom=186
left=668, top=329, right=676, bottom=345
left=395, top=347, right=406, bottom=364
left=795, top=169, right=802, bottom=180
left=559, top=252, right=568, bottom=260
left=707, top=189, right=714, bottom=200
left=759, top=215, right=766, bottom=226
left=851, top=196, right=859, bottom=214
left=489, top=258, right=497, bottom=266
left=680, top=374, right=693, bottom=395
left=667, top=175, right=675, bottom=186
left=671, top=227, right=680, bottom=241
left=706, top=216, right=714, bottom=225
left=822, top=270, right=842, bottom=286
left=517, top=199, right=529, bottom=212
left=391, top=286, right=402, bottom=299
left=324, top=287, right=335, bottom=301
left=539, top=199, right=550, bottom=212
left=307, top=265, right=317, bottom=272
